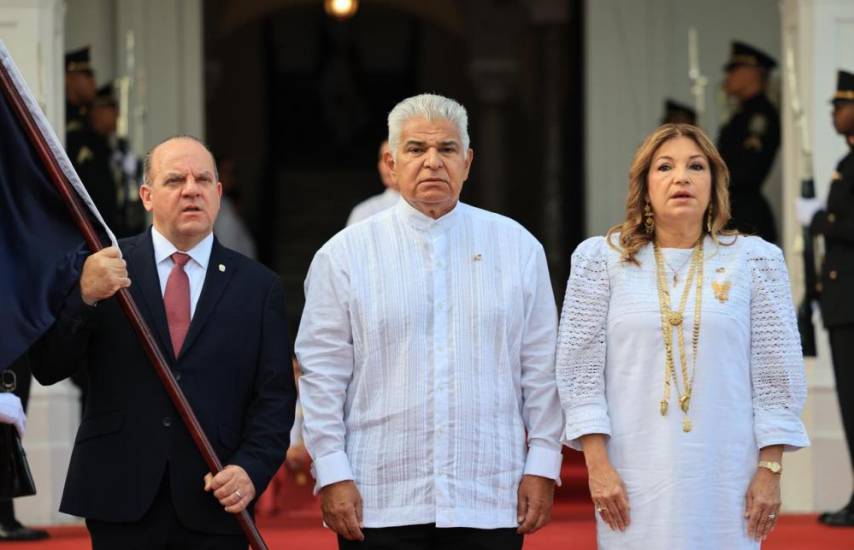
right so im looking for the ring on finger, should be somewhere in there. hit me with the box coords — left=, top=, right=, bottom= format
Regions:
left=767, top=513, right=777, bottom=520
left=234, top=489, right=243, bottom=500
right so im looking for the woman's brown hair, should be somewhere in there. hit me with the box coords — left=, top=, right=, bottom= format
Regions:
left=606, top=123, right=736, bottom=264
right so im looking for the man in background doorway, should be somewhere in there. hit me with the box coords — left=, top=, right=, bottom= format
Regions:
left=717, top=41, right=780, bottom=243
left=213, top=156, right=257, bottom=259
left=346, top=140, right=400, bottom=226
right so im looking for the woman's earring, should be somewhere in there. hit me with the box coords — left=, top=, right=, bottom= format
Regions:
left=706, top=207, right=713, bottom=234
left=644, top=203, right=655, bottom=234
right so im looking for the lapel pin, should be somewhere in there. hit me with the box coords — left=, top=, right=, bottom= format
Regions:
left=473, top=254, right=482, bottom=262
left=218, top=264, right=226, bottom=272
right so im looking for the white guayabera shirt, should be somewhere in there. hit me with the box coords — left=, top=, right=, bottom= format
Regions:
left=296, top=199, right=563, bottom=529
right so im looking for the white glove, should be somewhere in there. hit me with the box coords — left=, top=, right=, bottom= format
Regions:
left=0, top=393, right=26, bottom=437
left=796, top=197, right=825, bottom=226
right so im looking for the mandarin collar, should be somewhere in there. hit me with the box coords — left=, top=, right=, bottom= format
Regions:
left=395, top=198, right=463, bottom=234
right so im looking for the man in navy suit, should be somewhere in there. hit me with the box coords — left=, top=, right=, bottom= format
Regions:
left=31, top=136, right=295, bottom=549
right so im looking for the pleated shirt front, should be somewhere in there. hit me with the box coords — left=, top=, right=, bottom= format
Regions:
left=296, top=199, right=563, bottom=528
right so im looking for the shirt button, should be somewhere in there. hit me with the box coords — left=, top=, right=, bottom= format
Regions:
left=830, top=270, right=838, bottom=280
left=162, top=417, right=172, bottom=428
left=828, top=213, right=837, bottom=223
left=174, top=372, right=182, bottom=382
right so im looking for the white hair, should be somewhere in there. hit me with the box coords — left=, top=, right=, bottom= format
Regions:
left=387, top=93, right=470, bottom=159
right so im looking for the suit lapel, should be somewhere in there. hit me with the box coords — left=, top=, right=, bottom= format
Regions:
left=179, top=239, right=234, bottom=358
left=126, top=229, right=176, bottom=360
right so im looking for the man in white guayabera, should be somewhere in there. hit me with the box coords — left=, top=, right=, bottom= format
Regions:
left=296, top=93, right=564, bottom=550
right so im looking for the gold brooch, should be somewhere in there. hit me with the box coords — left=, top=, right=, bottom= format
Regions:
left=712, top=281, right=731, bottom=303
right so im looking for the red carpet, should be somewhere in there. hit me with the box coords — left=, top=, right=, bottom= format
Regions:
left=2, top=513, right=852, bottom=549
left=7, top=452, right=853, bottom=548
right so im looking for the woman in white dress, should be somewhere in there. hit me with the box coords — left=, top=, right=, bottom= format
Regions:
left=556, top=124, right=809, bottom=549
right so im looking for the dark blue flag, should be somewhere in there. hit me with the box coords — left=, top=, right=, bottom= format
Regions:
left=0, top=43, right=113, bottom=369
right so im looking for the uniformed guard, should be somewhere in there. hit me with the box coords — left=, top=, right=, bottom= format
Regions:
left=64, top=48, right=113, bottom=421
left=66, top=89, right=119, bottom=234
left=718, top=41, right=780, bottom=242
left=661, top=99, right=697, bottom=125
left=804, top=69, right=854, bottom=527
left=89, top=83, right=146, bottom=237
left=64, top=46, right=96, bottom=132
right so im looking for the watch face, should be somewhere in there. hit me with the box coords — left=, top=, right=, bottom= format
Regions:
left=761, top=461, right=781, bottom=473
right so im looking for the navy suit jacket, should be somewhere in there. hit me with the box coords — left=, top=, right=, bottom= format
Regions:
left=31, top=228, right=295, bottom=534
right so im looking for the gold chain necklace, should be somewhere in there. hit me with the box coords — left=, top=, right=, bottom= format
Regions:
left=653, top=239, right=704, bottom=432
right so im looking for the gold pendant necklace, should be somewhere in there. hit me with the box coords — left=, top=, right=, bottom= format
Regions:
left=662, top=252, right=693, bottom=287
left=653, top=239, right=704, bottom=432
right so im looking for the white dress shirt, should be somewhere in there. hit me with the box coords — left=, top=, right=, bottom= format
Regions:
left=214, top=196, right=257, bottom=259
left=296, top=199, right=563, bottom=529
left=345, top=188, right=400, bottom=226
left=151, top=227, right=213, bottom=318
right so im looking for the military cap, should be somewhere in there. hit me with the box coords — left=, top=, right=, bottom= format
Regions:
left=92, top=82, right=118, bottom=108
left=661, top=99, right=697, bottom=125
left=65, top=46, right=93, bottom=74
left=723, top=41, right=776, bottom=72
left=832, top=70, right=854, bottom=103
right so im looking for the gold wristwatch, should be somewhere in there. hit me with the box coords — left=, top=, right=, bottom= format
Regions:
left=757, top=461, right=782, bottom=474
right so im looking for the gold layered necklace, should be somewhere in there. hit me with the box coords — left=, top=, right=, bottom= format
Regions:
left=653, top=238, right=704, bottom=433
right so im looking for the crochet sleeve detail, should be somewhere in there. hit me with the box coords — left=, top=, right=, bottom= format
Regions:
left=747, top=240, right=810, bottom=451
left=556, top=237, right=612, bottom=450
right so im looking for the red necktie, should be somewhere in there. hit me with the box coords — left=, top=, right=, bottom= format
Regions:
left=164, top=252, right=191, bottom=357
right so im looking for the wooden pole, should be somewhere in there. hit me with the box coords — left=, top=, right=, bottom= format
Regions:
left=0, top=59, right=268, bottom=550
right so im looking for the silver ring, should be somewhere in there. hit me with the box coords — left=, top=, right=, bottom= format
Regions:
left=596, top=507, right=605, bottom=513
left=768, top=513, right=777, bottom=519
left=234, top=490, right=243, bottom=500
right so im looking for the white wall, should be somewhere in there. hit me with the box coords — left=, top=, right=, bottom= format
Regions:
left=65, top=0, right=115, bottom=82
left=585, top=0, right=783, bottom=237
left=66, top=0, right=204, bottom=153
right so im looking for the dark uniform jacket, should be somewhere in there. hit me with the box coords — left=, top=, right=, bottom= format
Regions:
left=30, top=230, right=296, bottom=535
left=814, top=149, right=854, bottom=328
left=66, top=127, right=119, bottom=231
left=718, top=93, right=781, bottom=242
left=65, top=100, right=87, bottom=132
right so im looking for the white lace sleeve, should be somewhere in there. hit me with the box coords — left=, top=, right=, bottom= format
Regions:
left=747, top=240, right=810, bottom=451
left=556, top=237, right=611, bottom=450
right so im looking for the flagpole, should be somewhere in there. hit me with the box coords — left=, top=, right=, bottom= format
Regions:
left=0, top=59, right=269, bottom=550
